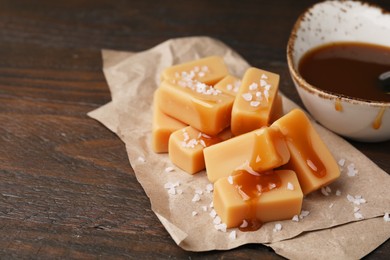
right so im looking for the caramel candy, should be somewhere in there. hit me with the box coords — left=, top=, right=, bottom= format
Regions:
left=213, top=170, right=303, bottom=229
left=161, top=56, right=229, bottom=85
left=214, top=75, right=241, bottom=96
left=169, top=126, right=232, bottom=174
left=231, top=67, right=280, bottom=136
left=156, top=79, right=234, bottom=136
left=204, top=127, right=290, bottom=183
left=152, top=89, right=187, bottom=153
left=271, top=109, right=340, bottom=195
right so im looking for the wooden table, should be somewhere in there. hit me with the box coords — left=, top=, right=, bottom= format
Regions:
left=1, top=0, right=389, bottom=258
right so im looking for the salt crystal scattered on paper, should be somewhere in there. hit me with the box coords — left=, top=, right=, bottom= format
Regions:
left=164, top=166, right=175, bottom=173
left=168, top=187, right=176, bottom=195
left=354, top=211, right=364, bottom=220
left=214, top=223, right=227, bottom=232
left=213, top=216, right=222, bottom=225
left=137, top=156, right=146, bottom=163
left=209, top=209, right=217, bottom=218
left=202, top=206, right=208, bottom=212
left=287, top=182, right=294, bottom=191
left=292, top=215, right=299, bottom=222
left=273, top=223, right=282, bottom=232
left=206, top=183, right=214, bottom=193
left=192, top=211, right=198, bottom=217
left=192, top=193, right=201, bottom=202
left=209, top=201, right=214, bottom=208
left=195, top=189, right=203, bottom=195
left=229, top=230, right=237, bottom=240
left=321, top=186, right=330, bottom=196
left=299, top=210, right=310, bottom=219
left=384, top=213, right=390, bottom=222
left=338, top=158, right=345, bottom=167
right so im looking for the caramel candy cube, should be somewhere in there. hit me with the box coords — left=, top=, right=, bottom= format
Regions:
left=270, top=93, right=284, bottom=123
left=213, top=170, right=303, bottom=228
left=152, top=89, right=187, bottom=153
left=214, top=75, right=241, bottom=96
left=204, top=127, right=290, bottom=183
left=161, top=56, right=229, bottom=85
left=169, top=126, right=232, bottom=174
left=231, top=67, right=280, bottom=136
left=271, top=109, right=340, bottom=195
left=156, top=79, right=234, bottom=136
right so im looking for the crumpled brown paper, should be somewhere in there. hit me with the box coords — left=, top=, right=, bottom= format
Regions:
left=88, top=36, right=390, bottom=258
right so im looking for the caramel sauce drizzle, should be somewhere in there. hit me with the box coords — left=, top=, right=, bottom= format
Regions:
left=372, top=107, right=385, bottom=130
left=335, top=98, right=343, bottom=112
left=232, top=170, right=282, bottom=232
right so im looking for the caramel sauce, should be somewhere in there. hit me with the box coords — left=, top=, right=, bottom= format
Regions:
left=335, top=98, right=343, bottom=112
left=285, top=117, right=326, bottom=178
left=232, top=170, right=282, bottom=232
left=373, top=107, right=385, bottom=130
left=298, top=42, right=390, bottom=102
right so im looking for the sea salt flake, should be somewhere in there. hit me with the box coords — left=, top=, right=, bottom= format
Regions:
left=307, top=159, right=317, bottom=171
left=299, top=210, right=310, bottom=219
left=242, top=92, right=252, bottom=101
left=168, top=187, right=176, bottom=195
left=268, top=183, right=276, bottom=190
left=256, top=155, right=261, bottom=163
left=192, top=211, right=198, bottom=217
left=214, top=223, right=227, bottom=232
left=329, top=203, right=334, bottom=208
left=137, top=156, right=146, bottom=163
left=260, top=79, right=267, bottom=87
left=235, top=160, right=260, bottom=176
left=338, top=158, right=346, bottom=166
left=249, top=82, right=258, bottom=90
left=209, top=201, right=214, bottom=208
left=206, top=183, right=214, bottom=193
left=273, top=223, right=282, bottom=232
left=228, top=176, right=234, bottom=185
left=213, top=216, right=222, bottom=225
left=292, top=215, right=299, bottom=222
left=198, top=71, right=205, bottom=77
left=209, top=209, right=217, bottom=218
left=240, top=220, right=248, bottom=228
left=195, top=189, right=203, bottom=195
left=226, top=84, right=233, bottom=91
left=354, top=211, right=364, bottom=220
left=164, top=166, right=175, bottom=173
left=250, top=101, right=260, bottom=107
left=192, top=193, right=201, bottom=202
left=202, top=206, right=208, bottom=212
left=287, top=182, right=294, bottom=191
left=229, top=230, right=237, bottom=240
left=336, top=190, right=342, bottom=196
left=321, top=187, right=330, bottom=196
left=261, top=74, right=268, bottom=79
left=237, top=186, right=250, bottom=201
left=384, top=213, right=390, bottom=222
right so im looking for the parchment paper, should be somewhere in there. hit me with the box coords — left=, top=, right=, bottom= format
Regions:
left=88, top=36, right=390, bottom=258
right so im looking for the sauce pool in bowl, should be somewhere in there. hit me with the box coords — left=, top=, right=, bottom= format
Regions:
left=298, top=42, right=390, bottom=103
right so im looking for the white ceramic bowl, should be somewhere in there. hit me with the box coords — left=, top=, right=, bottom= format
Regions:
left=287, top=0, right=390, bottom=142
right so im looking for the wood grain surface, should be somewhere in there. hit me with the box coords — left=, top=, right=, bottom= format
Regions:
left=0, top=0, right=389, bottom=258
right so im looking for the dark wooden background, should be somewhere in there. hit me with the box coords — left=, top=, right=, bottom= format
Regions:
left=0, top=0, right=389, bottom=258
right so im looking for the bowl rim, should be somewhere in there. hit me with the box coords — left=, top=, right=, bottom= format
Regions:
left=286, top=0, right=390, bottom=108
